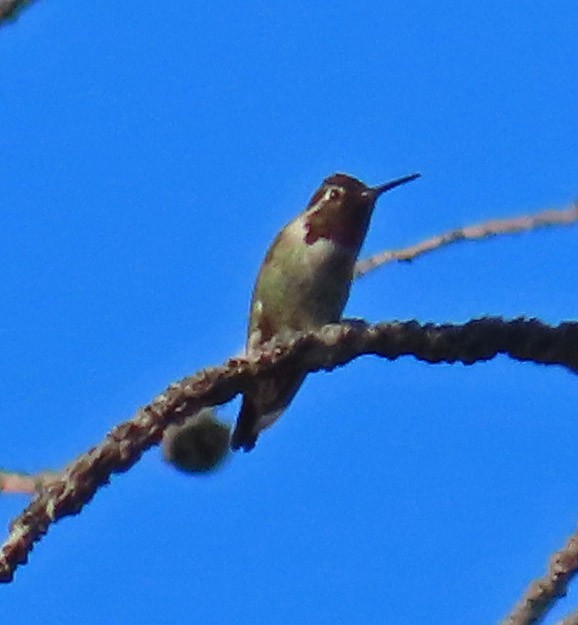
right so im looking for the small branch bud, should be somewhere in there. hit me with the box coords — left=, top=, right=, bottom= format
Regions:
left=162, top=408, right=231, bottom=474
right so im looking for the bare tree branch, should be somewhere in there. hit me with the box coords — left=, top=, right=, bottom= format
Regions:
left=3, top=3, right=577, bottom=619
left=354, top=201, right=578, bottom=277
left=0, top=316, right=576, bottom=582
left=501, top=527, right=578, bottom=625
left=0, top=0, right=37, bottom=25
left=0, top=470, right=56, bottom=495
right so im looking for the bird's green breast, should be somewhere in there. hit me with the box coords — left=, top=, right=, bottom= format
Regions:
left=248, top=222, right=355, bottom=348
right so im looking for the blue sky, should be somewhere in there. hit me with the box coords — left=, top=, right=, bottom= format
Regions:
left=1, top=2, right=577, bottom=624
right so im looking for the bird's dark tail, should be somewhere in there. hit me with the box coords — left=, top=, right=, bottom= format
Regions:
left=230, top=396, right=258, bottom=452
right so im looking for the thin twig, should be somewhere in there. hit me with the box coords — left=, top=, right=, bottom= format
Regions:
left=0, top=316, right=576, bottom=582
left=501, top=527, right=578, bottom=625
left=354, top=201, right=578, bottom=277
left=0, top=470, right=57, bottom=495
left=0, top=0, right=37, bottom=24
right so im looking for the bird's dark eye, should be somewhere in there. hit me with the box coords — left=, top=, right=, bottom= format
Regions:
left=329, top=188, right=341, bottom=200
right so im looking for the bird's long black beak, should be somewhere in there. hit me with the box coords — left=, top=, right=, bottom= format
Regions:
left=372, top=172, right=421, bottom=198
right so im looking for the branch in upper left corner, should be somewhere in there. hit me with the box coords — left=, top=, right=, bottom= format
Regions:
left=0, top=0, right=37, bottom=25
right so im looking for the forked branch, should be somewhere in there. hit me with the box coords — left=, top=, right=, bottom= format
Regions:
left=0, top=316, right=576, bottom=583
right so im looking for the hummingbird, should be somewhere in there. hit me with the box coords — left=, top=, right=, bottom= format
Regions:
left=230, top=171, right=420, bottom=452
